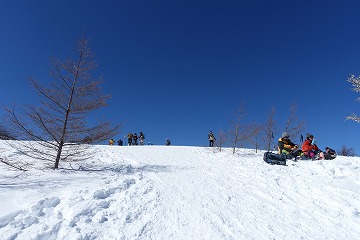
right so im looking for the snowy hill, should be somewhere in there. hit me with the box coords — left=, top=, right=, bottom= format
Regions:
left=0, top=142, right=359, bottom=240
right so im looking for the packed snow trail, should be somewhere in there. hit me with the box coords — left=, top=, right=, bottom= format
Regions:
left=0, top=144, right=359, bottom=239
left=113, top=146, right=360, bottom=239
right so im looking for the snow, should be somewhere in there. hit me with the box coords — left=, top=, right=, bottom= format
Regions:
left=0, top=141, right=359, bottom=239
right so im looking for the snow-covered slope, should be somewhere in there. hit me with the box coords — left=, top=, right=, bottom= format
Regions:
left=0, top=143, right=359, bottom=239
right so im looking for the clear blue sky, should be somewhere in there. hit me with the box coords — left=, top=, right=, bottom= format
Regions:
left=1, top=1, right=359, bottom=153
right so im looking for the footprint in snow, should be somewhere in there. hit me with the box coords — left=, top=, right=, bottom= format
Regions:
left=354, top=208, right=360, bottom=218
left=0, top=197, right=60, bottom=230
left=93, top=178, right=136, bottom=200
left=31, top=197, right=61, bottom=217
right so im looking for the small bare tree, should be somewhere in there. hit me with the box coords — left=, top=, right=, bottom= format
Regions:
left=338, top=145, right=356, bottom=157
left=216, top=128, right=227, bottom=152
left=5, top=34, right=121, bottom=170
left=347, top=74, right=360, bottom=123
left=227, top=104, right=249, bottom=154
left=245, top=122, right=263, bottom=153
left=284, top=104, right=305, bottom=141
left=263, top=106, right=277, bottom=152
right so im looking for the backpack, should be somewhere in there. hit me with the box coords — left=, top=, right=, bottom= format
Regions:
left=208, top=133, right=215, bottom=140
left=263, top=152, right=286, bottom=165
left=328, top=148, right=336, bottom=155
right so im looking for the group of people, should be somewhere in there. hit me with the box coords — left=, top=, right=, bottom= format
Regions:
left=126, top=132, right=146, bottom=146
left=278, top=132, right=337, bottom=160
left=109, top=132, right=172, bottom=146
left=111, top=130, right=214, bottom=147
left=109, top=138, right=124, bottom=146
left=110, top=131, right=337, bottom=161
left=108, top=132, right=146, bottom=146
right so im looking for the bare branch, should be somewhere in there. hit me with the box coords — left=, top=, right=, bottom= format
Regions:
left=216, top=128, right=227, bottom=152
left=227, top=103, right=251, bottom=154
left=347, top=74, right=360, bottom=123
left=346, top=113, right=360, bottom=123
left=284, top=103, right=305, bottom=141
left=262, top=106, right=277, bottom=152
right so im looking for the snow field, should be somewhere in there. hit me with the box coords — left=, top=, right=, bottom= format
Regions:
left=0, top=143, right=359, bottom=239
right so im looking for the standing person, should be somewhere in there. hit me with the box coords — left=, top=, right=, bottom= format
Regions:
left=133, top=133, right=138, bottom=145
left=109, top=139, right=115, bottom=145
left=300, top=134, right=304, bottom=142
left=302, top=133, right=325, bottom=160
left=208, top=131, right=216, bottom=147
left=127, top=132, right=133, bottom=146
left=139, top=132, right=145, bottom=145
left=166, top=138, right=171, bottom=146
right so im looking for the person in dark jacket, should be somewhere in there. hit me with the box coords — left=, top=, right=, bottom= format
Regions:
left=324, top=147, right=337, bottom=160
left=133, top=133, right=138, bottom=145
left=208, top=131, right=216, bottom=147
left=166, top=138, right=171, bottom=146
left=127, top=132, right=133, bottom=146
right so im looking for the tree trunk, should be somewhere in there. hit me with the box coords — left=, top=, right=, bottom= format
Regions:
left=54, top=142, right=64, bottom=169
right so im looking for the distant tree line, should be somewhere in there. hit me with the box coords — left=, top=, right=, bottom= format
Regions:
left=214, top=100, right=359, bottom=157
left=212, top=74, right=360, bottom=156
left=215, top=103, right=304, bottom=154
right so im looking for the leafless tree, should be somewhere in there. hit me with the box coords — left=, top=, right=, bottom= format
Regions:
left=338, top=145, right=356, bottom=157
left=227, top=104, right=249, bottom=154
left=284, top=104, right=305, bottom=141
left=263, top=106, right=277, bottom=152
left=347, top=74, right=360, bottom=123
left=245, top=122, right=263, bottom=153
left=4, top=34, right=121, bottom=170
left=216, top=128, right=227, bottom=152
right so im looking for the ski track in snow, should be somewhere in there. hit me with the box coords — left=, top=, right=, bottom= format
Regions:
left=0, top=144, right=359, bottom=239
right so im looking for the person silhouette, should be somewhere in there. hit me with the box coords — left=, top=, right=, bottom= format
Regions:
left=208, top=131, right=216, bottom=147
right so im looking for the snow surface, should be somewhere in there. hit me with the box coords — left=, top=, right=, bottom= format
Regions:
left=0, top=141, right=359, bottom=240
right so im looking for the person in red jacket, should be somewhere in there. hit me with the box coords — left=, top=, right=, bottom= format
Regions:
left=302, top=133, right=324, bottom=160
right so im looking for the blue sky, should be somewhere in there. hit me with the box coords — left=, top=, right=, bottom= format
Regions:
left=1, top=0, right=359, bottom=153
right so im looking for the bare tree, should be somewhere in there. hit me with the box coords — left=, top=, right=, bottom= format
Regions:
left=216, top=128, right=227, bottom=152
left=245, top=122, right=263, bottom=153
left=284, top=104, right=305, bottom=141
left=347, top=74, right=360, bottom=123
left=338, top=145, right=356, bottom=157
left=5, top=34, right=121, bottom=170
left=263, top=106, right=277, bottom=152
left=227, top=104, right=249, bottom=154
